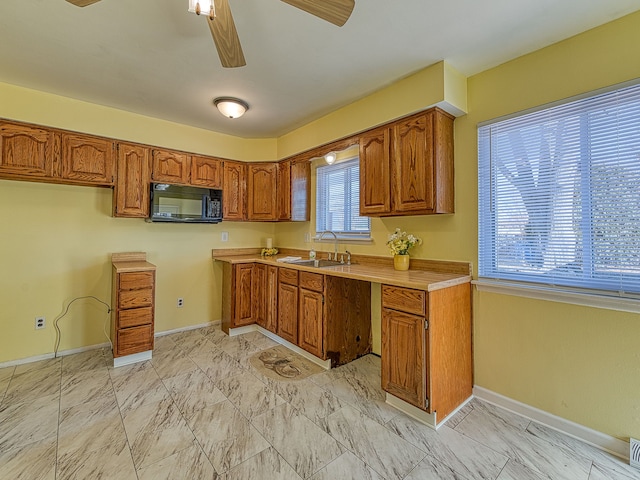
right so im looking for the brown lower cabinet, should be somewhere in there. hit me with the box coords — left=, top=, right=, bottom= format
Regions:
left=381, top=283, right=471, bottom=421
left=276, top=267, right=299, bottom=343
left=111, top=253, right=156, bottom=359
left=221, top=262, right=371, bottom=367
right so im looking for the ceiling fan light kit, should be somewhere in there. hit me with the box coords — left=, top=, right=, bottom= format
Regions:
left=66, top=0, right=355, bottom=68
left=214, top=97, right=249, bottom=119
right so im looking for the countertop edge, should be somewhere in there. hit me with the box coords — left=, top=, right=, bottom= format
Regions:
left=212, top=254, right=471, bottom=291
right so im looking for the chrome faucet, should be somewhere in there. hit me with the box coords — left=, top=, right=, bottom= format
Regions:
left=318, top=230, right=338, bottom=260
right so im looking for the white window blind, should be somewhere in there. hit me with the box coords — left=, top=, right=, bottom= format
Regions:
left=479, top=82, right=640, bottom=297
left=316, top=158, right=370, bottom=236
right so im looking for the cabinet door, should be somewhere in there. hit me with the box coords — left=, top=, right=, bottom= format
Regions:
left=247, top=163, right=278, bottom=220
left=381, top=307, right=427, bottom=410
left=152, top=149, right=190, bottom=185
left=62, top=133, right=115, bottom=185
left=191, top=155, right=222, bottom=188
left=234, top=264, right=254, bottom=327
left=359, top=127, right=391, bottom=215
left=253, top=263, right=267, bottom=328
left=264, top=265, right=279, bottom=334
left=290, top=160, right=310, bottom=221
left=392, top=112, right=435, bottom=213
left=277, top=160, right=291, bottom=221
left=117, top=324, right=154, bottom=357
left=298, top=288, right=324, bottom=358
left=0, top=122, right=58, bottom=179
left=114, top=143, right=150, bottom=218
left=277, top=283, right=298, bottom=344
left=223, top=161, right=246, bottom=220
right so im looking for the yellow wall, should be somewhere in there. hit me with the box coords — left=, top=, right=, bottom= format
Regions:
left=277, top=10, right=640, bottom=441
left=1, top=9, right=639, bottom=443
left=0, top=82, right=278, bottom=162
left=464, top=11, right=640, bottom=441
left=0, top=179, right=275, bottom=362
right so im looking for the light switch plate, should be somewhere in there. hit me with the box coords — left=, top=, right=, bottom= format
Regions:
left=221, top=232, right=229, bottom=242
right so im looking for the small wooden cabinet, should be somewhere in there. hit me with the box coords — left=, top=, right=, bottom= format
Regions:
left=277, top=160, right=291, bottom=221
left=298, top=271, right=325, bottom=358
left=381, top=282, right=471, bottom=421
left=191, top=155, right=222, bottom=188
left=247, top=163, right=278, bottom=220
left=234, top=263, right=255, bottom=327
left=290, top=160, right=311, bottom=222
left=222, top=161, right=246, bottom=221
left=277, top=267, right=299, bottom=344
left=111, top=252, right=156, bottom=361
left=0, top=121, right=59, bottom=181
left=263, top=265, right=279, bottom=334
left=360, top=108, right=454, bottom=217
left=61, top=133, right=115, bottom=186
left=114, top=142, right=150, bottom=218
left=359, top=126, right=391, bottom=215
left=151, top=148, right=190, bottom=185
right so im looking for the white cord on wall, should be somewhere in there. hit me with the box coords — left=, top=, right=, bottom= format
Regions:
left=53, top=296, right=112, bottom=358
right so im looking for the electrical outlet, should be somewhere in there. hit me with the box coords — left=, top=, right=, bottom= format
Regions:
left=221, top=231, right=229, bottom=242
left=177, top=297, right=184, bottom=308
left=35, top=316, right=45, bottom=330
left=304, top=232, right=311, bottom=243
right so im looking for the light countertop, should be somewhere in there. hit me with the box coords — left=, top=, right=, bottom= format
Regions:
left=212, top=253, right=470, bottom=292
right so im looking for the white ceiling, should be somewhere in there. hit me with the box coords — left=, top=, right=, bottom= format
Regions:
left=0, top=0, right=638, bottom=138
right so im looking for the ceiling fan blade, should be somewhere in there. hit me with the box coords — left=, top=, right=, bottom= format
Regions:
left=65, top=0, right=101, bottom=6
left=281, top=0, right=354, bottom=27
left=206, top=0, right=246, bottom=68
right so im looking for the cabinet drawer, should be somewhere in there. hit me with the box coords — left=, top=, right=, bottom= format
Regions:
left=118, top=307, right=153, bottom=329
left=119, top=287, right=153, bottom=309
left=119, top=271, right=154, bottom=291
left=279, top=267, right=299, bottom=286
left=299, top=271, right=324, bottom=293
left=116, top=325, right=153, bottom=357
left=382, top=285, right=426, bottom=316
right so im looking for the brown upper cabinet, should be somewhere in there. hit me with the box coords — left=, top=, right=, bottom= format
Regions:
left=223, top=160, right=247, bottom=221
left=247, top=163, right=278, bottom=221
left=151, top=148, right=190, bottom=185
left=114, top=143, right=151, bottom=218
left=360, top=108, right=454, bottom=216
left=191, top=155, right=222, bottom=188
left=61, top=133, right=115, bottom=186
left=0, top=121, right=59, bottom=181
left=277, top=160, right=291, bottom=221
left=290, top=160, right=311, bottom=222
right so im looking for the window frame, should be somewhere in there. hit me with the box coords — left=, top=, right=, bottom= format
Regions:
left=476, top=81, right=640, bottom=312
left=315, top=157, right=371, bottom=241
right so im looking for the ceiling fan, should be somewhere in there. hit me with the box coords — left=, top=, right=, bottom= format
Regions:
left=65, top=0, right=355, bottom=68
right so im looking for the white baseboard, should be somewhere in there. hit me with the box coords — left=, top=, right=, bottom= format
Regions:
left=155, top=319, right=221, bottom=337
left=228, top=324, right=331, bottom=370
left=0, top=320, right=221, bottom=369
left=0, top=341, right=112, bottom=369
left=386, top=393, right=437, bottom=429
left=473, top=386, right=630, bottom=460
left=113, top=350, right=152, bottom=368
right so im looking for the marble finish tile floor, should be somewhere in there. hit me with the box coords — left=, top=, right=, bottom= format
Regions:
left=0, top=325, right=636, bottom=480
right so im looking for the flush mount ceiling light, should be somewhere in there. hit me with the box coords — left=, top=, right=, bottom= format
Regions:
left=324, top=152, right=337, bottom=165
left=213, top=97, right=249, bottom=119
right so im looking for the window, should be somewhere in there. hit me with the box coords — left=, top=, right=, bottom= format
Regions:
left=478, top=82, right=640, bottom=298
left=316, top=158, right=370, bottom=238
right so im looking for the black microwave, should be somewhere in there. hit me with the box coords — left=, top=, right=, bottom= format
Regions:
left=148, top=183, right=223, bottom=223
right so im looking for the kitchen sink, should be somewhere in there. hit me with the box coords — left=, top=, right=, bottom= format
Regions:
left=290, top=259, right=344, bottom=268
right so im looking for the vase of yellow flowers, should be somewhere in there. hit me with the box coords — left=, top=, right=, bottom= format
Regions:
left=386, top=228, right=422, bottom=271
